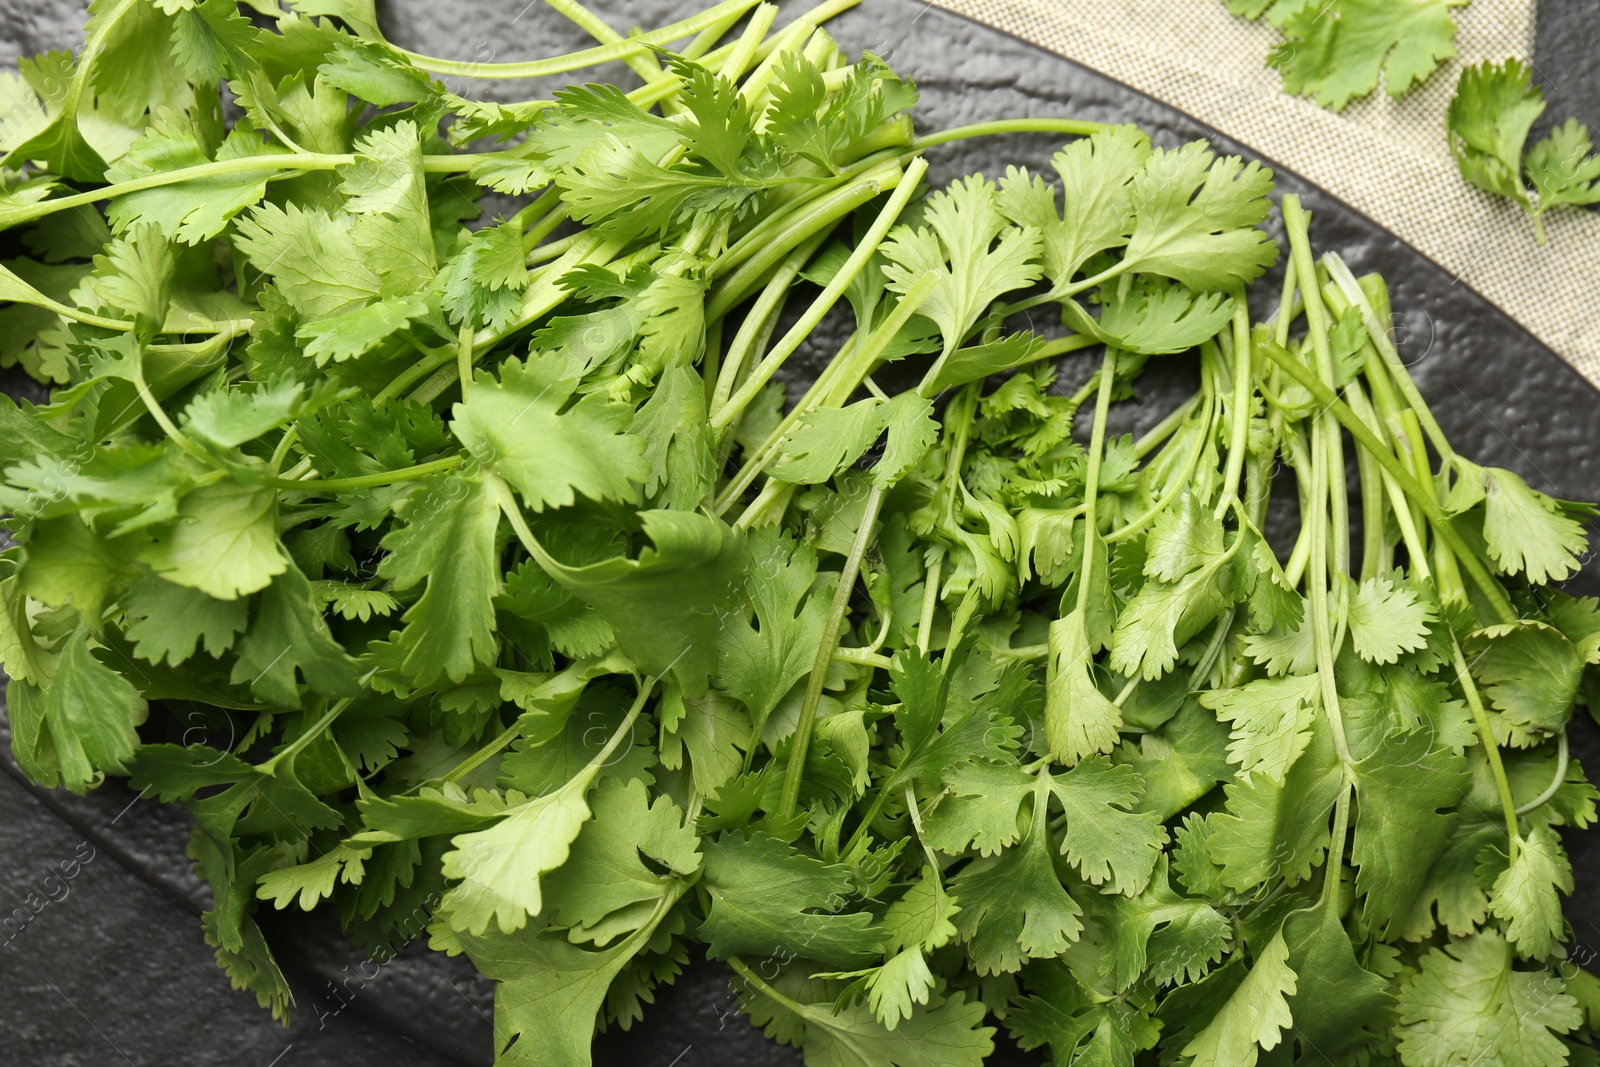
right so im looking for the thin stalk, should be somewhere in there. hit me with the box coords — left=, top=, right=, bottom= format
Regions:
left=1258, top=346, right=1516, bottom=624
left=391, top=0, right=763, bottom=78
left=1216, top=300, right=1253, bottom=519
left=255, top=454, right=464, bottom=492
left=777, top=483, right=886, bottom=819
left=1451, top=641, right=1521, bottom=846
left=910, top=118, right=1107, bottom=149
left=706, top=158, right=907, bottom=318
left=1325, top=254, right=1455, bottom=466
left=265, top=698, right=355, bottom=774
left=713, top=270, right=937, bottom=511
left=710, top=231, right=826, bottom=413
left=2, top=152, right=485, bottom=229
left=542, top=0, right=674, bottom=85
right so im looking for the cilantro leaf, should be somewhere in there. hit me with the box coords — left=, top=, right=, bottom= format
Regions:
left=1269, top=0, right=1460, bottom=111
left=1180, top=930, right=1297, bottom=1067
left=881, top=174, right=1044, bottom=356
left=699, top=831, right=886, bottom=968
left=1490, top=826, right=1574, bottom=960
left=377, top=472, right=503, bottom=687
left=1397, top=930, right=1581, bottom=1067
left=453, top=355, right=647, bottom=512
left=950, top=775, right=1082, bottom=975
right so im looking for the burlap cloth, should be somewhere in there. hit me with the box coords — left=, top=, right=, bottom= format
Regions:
left=929, top=0, right=1600, bottom=383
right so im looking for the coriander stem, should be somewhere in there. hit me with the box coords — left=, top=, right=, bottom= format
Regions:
left=1215, top=300, right=1253, bottom=519
left=392, top=0, right=763, bottom=78
left=910, top=118, right=1108, bottom=149
left=710, top=232, right=824, bottom=413
left=2, top=152, right=485, bottom=228
left=1257, top=345, right=1517, bottom=625
left=256, top=454, right=464, bottom=492
left=265, top=698, right=355, bottom=775
left=706, top=168, right=889, bottom=316
left=1078, top=349, right=1119, bottom=614
left=1325, top=255, right=1455, bottom=466
left=1451, top=640, right=1520, bottom=845
left=777, top=482, right=886, bottom=820
left=713, top=271, right=938, bottom=511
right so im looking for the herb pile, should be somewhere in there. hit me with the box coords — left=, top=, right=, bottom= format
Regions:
left=3, top=1, right=1600, bottom=1065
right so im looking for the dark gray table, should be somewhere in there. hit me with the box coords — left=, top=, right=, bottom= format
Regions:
left=2, top=2, right=1599, bottom=1064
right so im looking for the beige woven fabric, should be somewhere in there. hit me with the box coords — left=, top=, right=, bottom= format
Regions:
left=929, top=0, right=1600, bottom=382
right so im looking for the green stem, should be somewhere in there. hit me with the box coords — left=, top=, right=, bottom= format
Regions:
left=392, top=0, right=764, bottom=78
left=706, top=158, right=908, bottom=320
left=1078, top=349, right=1119, bottom=611
left=1324, top=254, right=1455, bottom=466
left=910, top=118, right=1108, bottom=149
left=265, top=698, right=354, bottom=775
left=777, top=483, right=886, bottom=820
left=1215, top=300, right=1253, bottom=519
left=257, top=454, right=464, bottom=492
left=713, top=270, right=938, bottom=512
left=1451, top=640, right=1520, bottom=845
left=710, top=231, right=825, bottom=413
left=1257, top=345, right=1516, bottom=625
left=2, top=152, right=484, bottom=229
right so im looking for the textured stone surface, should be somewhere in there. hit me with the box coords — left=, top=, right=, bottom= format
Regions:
left=3, top=1, right=1600, bottom=1065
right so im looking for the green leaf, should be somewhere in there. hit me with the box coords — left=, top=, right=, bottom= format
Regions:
left=715, top=526, right=830, bottom=730
left=1528, top=119, right=1600, bottom=219
left=1045, top=608, right=1122, bottom=764
left=460, top=921, right=646, bottom=1067
left=768, top=398, right=885, bottom=485
left=296, top=294, right=431, bottom=366
left=229, top=565, right=359, bottom=705
left=1348, top=726, right=1470, bottom=938
left=1468, top=621, right=1584, bottom=746
left=1046, top=756, right=1166, bottom=895
left=454, top=355, right=647, bottom=512
left=528, top=509, right=745, bottom=697
left=1347, top=572, right=1435, bottom=664
left=437, top=222, right=530, bottom=331
left=1397, top=930, right=1580, bottom=1067
left=1474, top=462, right=1589, bottom=585
left=337, top=120, right=437, bottom=295
left=881, top=174, right=1043, bottom=355
left=544, top=777, right=699, bottom=946
left=1074, top=278, right=1235, bottom=355
left=41, top=629, right=148, bottom=793
left=744, top=981, right=994, bottom=1067
left=440, top=775, right=593, bottom=935
left=924, top=759, right=1035, bottom=857
left=951, top=774, right=1082, bottom=975
left=699, top=831, right=886, bottom=969
left=256, top=843, right=370, bottom=910
left=1120, top=142, right=1278, bottom=291
left=1281, top=903, right=1395, bottom=1058
left=104, top=120, right=280, bottom=243
left=1180, top=930, right=1297, bottom=1067
left=139, top=481, right=288, bottom=600
left=234, top=201, right=384, bottom=320
left=121, top=573, right=248, bottom=665
left=1448, top=59, right=1544, bottom=208
left=1100, top=855, right=1230, bottom=991
left=1207, top=716, right=1342, bottom=892
left=377, top=472, right=503, bottom=687
left=1490, top=826, right=1574, bottom=960
left=1269, top=0, right=1459, bottom=111
left=181, top=377, right=307, bottom=448
left=1198, top=673, right=1318, bottom=783
left=996, top=125, right=1150, bottom=289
